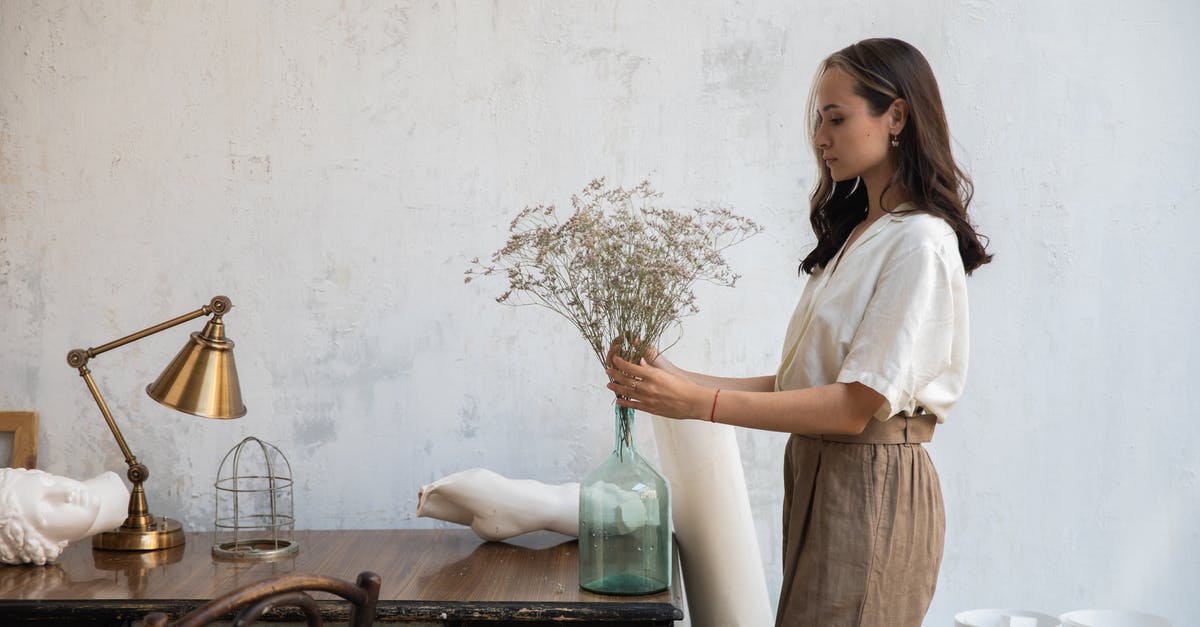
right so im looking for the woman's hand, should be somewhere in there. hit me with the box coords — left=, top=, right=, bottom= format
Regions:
left=606, top=354, right=710, bottom=421
left=605, top=338, right=659, bottom=369
left=605, top=338, right=678, bottom=374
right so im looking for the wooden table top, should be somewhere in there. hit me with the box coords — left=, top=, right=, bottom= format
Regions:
left=0, top=529, right=683, bottom=624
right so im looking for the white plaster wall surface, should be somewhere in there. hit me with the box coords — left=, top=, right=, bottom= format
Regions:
left=1, top=1, right=1197, bottom=624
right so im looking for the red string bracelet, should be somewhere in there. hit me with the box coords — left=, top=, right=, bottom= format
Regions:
left=709, top=388, right=721, bottom=422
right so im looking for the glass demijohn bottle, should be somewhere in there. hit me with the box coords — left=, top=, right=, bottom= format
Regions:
left=578, top=405, right=671, bottom=595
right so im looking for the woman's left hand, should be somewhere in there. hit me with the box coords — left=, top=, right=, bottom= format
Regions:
left=606, top=354, right=709, bottom=421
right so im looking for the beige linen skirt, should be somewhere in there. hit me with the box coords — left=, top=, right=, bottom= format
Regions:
left=776, top=414, right=945, bottom=627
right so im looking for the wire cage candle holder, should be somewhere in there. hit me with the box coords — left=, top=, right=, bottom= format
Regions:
left=212, top=436, right=299, bottom=561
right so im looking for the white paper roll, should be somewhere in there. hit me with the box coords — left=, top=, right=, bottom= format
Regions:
left=651, top=416, right=773, bottom=627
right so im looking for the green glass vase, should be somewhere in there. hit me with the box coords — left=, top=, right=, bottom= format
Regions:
left=578, top=405, right=671, bottom=595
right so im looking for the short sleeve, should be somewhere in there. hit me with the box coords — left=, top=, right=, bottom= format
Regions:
left=836, top=243, right=959, bottom=420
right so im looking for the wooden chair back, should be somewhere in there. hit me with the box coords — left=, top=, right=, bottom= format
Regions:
left=143, top=570, right=381, bottom=627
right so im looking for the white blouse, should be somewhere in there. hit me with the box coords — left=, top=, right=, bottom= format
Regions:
left=776, top=206, right=968, bottom=423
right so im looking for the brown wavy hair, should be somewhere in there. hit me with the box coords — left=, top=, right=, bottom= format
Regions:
left=800, top=38, right=992, bottom=275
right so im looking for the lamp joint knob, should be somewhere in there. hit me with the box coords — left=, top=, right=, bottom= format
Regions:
left=128, top=463, right=149, bottom=484
left=209, top=296, right=232, bottom=316
left=67, top=349, right=90, bottom=368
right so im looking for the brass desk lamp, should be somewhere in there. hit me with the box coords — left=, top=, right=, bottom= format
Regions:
left=67, top=295, right=246, bottom=551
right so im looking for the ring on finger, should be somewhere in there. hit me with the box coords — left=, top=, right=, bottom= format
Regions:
left=632, top=379, right=640, bottom=390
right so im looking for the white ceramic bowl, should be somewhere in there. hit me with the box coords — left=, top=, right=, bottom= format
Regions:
left=1059, top=610, right=1171, bottom=627
left=955, top=608, right=1062, bottom=627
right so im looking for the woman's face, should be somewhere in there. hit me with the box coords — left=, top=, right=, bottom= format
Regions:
left=812, top=67, right=898, bottom=183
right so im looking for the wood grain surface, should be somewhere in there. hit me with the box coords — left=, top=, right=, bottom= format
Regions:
left=0, top=529, right=683, bottom=625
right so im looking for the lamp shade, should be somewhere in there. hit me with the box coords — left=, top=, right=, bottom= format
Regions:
left=147, top=317, right=246, bottom=419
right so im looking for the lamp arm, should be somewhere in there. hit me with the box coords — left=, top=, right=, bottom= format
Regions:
left=65, top=296, right=233, bottom=471
left=67, top=296, right=232, bottom=368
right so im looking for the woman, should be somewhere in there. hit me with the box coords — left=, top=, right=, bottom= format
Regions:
left=606, top=38, right=991, bottom=626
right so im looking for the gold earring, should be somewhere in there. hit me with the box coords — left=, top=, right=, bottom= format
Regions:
left=890, top=134, right=900, bottom=148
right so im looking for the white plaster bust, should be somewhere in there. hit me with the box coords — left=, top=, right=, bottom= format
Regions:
left=416, top=468, right=579, bottom=541
left=416, top=468, right=660, bottom=542
left=0, top=468, right=129, bottom=565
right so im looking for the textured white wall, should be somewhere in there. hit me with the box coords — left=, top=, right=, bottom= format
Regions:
left=2, top=1, right=1197, bottom=624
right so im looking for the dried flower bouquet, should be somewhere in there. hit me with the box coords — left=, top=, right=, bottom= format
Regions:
left=466, top=178, right=761, bottom=439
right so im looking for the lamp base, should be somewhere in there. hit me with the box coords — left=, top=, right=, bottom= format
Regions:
left=92, top=517, right=185, bottom=551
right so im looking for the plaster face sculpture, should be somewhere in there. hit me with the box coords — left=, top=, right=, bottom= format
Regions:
left=416, top=468, right=579, bottom=542
left=0, top=468, right=129, bottom=565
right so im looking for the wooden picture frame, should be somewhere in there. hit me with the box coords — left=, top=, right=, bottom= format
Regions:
left=0, top=411, right=38, bottom=469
